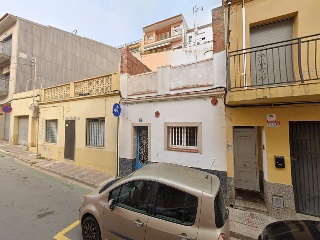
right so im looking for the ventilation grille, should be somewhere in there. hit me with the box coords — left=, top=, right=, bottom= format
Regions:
left=272, top=195, right=284, bottom=209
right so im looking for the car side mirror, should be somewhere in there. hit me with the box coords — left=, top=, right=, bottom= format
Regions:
left=109, top=199, right=116, bottom=211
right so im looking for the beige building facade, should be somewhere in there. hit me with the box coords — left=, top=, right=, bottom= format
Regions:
left=0, top=13, right=120, bottom=141
left=225, top=0, right=320, bottom=219
left=11, top=74, right=120, bottom=175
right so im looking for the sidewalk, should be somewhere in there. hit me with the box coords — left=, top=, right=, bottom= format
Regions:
left=0, top=141, right=264, bottom=240
left=0, top=141, right=113, bottom=188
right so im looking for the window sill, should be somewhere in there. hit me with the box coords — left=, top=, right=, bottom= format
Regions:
left=85, top=146, right=105, bottom=149
left=166, top=147, right=199, bottom=153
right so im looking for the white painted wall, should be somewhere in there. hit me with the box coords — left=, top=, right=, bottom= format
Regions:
left=120, top=54, right=227, bottom=171
left=122, top=57, right=226, bottom=99
left=120, top=97, right=226, bottom=171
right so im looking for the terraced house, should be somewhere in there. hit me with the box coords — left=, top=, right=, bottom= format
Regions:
left=225, top=0, right=320, bottom=221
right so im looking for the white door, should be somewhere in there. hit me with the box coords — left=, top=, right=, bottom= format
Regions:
left=18, top=116, right=29, bottom=146
left=234, top=128, right=259, bottom=191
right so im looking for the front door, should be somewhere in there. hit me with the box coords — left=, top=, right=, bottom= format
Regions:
left=234, top=127, right=259, bottom=191
left=136, top=126, right=148, bottom=170
left=18, top=116, right=29, bottom=146
left=64, top=120, right=75, bottom=160
left=290, top=121, right=320, bottom=216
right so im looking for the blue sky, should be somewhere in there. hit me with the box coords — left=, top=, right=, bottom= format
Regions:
left=0, top=0, right=221, bottom=47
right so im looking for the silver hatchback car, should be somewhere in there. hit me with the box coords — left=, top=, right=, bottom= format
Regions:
left=79, top=162, right=230, bottom=240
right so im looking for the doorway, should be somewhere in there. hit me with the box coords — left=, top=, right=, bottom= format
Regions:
left=64, top=120, right=75, bottom=160
left=135, top=126, right=149, bottom=170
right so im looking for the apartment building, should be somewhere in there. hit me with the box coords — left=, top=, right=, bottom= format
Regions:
left=225, top=0, right=320, bottom=219
left=0, top=13, right=120, bottom=141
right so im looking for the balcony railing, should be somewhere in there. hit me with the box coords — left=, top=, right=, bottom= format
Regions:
left=0, top=42, right=11, bottom=65
left=42, top=74, right=119, bottom=102
left=0, top=78, right=9, bottom=97
left=227, top=33, right=320, bottom=90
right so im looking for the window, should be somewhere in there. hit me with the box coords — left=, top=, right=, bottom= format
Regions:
left=46, top=120, right=58, bottom=143
left=189, top=35, right=193, bottom=44
left=86, top=118, right=105, bottom=147
left=154, top=184, right=198, bottom=225
left=165, top=122, right=202, bottom=152
left=214, top=187, right=227, bottom=228
left=147, top=34, right=153, bottom=42
left=109, top=180, right=153, bottom=214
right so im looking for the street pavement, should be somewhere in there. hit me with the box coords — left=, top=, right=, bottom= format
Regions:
left=0, top=140, right=259, bottom=240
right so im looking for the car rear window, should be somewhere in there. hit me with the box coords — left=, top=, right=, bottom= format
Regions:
left=214, top=187, right=227, bottom=228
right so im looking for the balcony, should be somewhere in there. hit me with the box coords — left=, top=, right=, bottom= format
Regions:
left=144, top=28, right=183, bottom=51
left=227, top=33, right=320, bottom=106
left=0, top=42, right=11, bottom=65
left=41, top=73, right=120, bottom=102
left=0, top=78, right=9, bottom=97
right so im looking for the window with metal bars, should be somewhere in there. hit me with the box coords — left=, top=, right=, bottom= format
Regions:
left=86, top=118, right=105, bottom=147
left=45, top=120, right=58, bottom=143
left=168, top=126, right=198, bottom=150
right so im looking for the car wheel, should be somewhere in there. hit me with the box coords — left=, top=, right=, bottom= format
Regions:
left=82, top=216, right=101, bottom=240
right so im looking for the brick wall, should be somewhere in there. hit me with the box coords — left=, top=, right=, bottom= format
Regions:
left=121, top=46, right=151, bottom=75
left=212, top=6, right=225, bottom=53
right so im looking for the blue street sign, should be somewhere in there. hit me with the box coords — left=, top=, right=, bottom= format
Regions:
left=112, top=103, right=121, bottom=117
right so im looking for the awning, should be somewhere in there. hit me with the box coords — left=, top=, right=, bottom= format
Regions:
left=144, top=42, right=171, bottom=51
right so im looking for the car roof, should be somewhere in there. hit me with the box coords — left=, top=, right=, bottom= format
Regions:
left=130, top=162, right=220, bottom=195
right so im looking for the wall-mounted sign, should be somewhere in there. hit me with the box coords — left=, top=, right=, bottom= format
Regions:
left=267, top=121, right=280, bottom=127
left=267, top=114, right=276, bottom=121
left=2, top=105, right=12, bottom=113
left=112, top=103, right=121, bottom=117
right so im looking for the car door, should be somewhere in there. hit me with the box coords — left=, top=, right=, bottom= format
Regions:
left=104, top=180, right=153, bottom=240
left=145, top=183, right=200, bottom=240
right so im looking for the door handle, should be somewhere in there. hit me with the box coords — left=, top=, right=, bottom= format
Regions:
left=178, top=233, right=192, bottom=240
left=244, top=164, right=247, bottom=166
left=134, top=219, right=144, bottom=227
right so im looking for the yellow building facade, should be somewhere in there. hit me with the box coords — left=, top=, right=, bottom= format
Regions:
left=225, top=0, right=320, bottom=219
left=11, top=73, right=120, bottom=176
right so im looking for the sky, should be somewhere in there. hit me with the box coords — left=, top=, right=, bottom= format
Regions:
left=0, top=0, right=222, bottom=47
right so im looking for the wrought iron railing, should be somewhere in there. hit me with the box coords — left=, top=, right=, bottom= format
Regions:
left=227, top=33, right=320, bottom=90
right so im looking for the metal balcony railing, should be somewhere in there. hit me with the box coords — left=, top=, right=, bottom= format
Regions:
left=227, top=33, right=320, bottom=90
left=0, top=78, right=9, bottom=96
left=0, top=42, right=11, bottom=57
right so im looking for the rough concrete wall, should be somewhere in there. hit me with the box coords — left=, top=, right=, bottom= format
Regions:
left=121, top=46, right=151, bottom=75
left=212, top=6, right=225, bottom=53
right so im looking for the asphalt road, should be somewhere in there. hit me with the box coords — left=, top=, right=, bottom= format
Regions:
left=0, top=153, right=92, bottom=240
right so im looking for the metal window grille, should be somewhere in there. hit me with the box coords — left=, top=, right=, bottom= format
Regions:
left=168, top=126, right=197, bottom=149
left=86, top=118, right=105, bottom=147
left=46, top=120, right=58, bottom=143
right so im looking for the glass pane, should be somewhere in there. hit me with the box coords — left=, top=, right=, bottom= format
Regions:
left=110, top=181, right=153, bottom=213
left=155, top=184, right=198, bottom=225
left=214, top=188, right=227, bottom=228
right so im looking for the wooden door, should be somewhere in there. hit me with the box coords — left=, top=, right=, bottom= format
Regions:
left=234, top=127, right=259, bottom=191
left=64, top=120, right=75, bottom=160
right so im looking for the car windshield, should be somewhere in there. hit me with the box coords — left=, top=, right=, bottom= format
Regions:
left=214, top=187, right=227, bottom=228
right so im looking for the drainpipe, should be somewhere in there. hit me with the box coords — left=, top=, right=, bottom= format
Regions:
left=242, top=0, right=247, bottom=87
